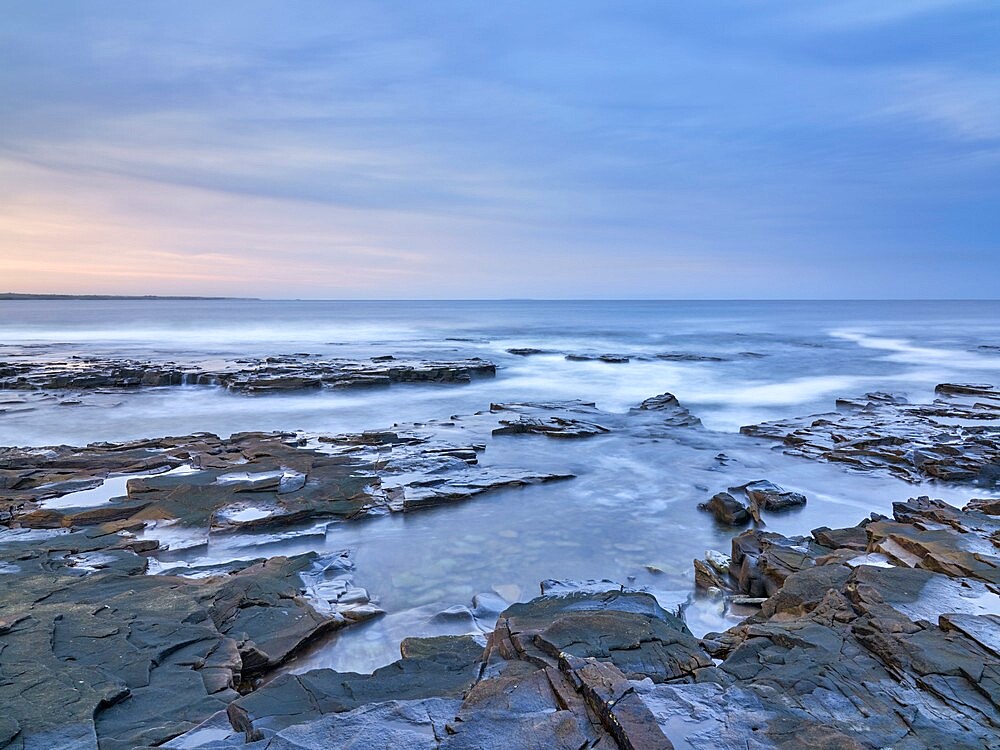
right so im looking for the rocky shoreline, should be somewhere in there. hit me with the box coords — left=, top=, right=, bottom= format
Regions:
left=0, top=382, right=998, bottom=748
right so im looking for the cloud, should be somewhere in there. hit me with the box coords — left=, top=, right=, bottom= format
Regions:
left=0, top=1, right=997, bottom=297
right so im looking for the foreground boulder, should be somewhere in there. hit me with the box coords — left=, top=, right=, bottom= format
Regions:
left=171, top=590, right=700, bottom=748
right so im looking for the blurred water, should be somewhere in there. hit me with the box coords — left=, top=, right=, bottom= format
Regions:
left=2, top=299, right=1000, bottom=671
left=2, top=299, right=1000, bottom=444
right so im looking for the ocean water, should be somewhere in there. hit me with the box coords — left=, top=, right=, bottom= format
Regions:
left=3, top=299, right=1000, bottom=444
left=2, top=299, right=1000, bottom=671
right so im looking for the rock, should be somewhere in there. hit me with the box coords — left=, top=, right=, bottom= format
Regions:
left=632, top=392, right=702, bottom=428
left=197, top=591, right=683, bottom=749
left=811, top=524, right=869, bottom=550
left=738, top=480, right=808, bottom=512
left=965, top=497, right=1000, bottom=515
left=506, top=347, right=547, bottom=356
left=565, top=353, right=630, bottom=363
left=741, top=384, right=1000, bottom=485
left=671, top=496, right=1000, bottom=748
left=935, top=383, right=999, bottom=399
left=3, top=427, right=575, bottom=534
left=490, top=401, right=611, bottom=438
left=698, top=492, right=750, bottom=525
left=655, top=353, right=727, bottom=362
left=0, top=353, right=497, bottom=394
left=0, top=529, right=362, bottom=749
left=229, top=635, right=484, bottom=734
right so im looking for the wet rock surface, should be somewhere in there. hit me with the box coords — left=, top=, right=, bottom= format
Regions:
left=741, top=384, right=1000, bottom=485
left=490, top=400, right=613, bottom=439
left=170, top=590, right=687, bottom=748
left=682, top=495, right=1000, bottom=748
left=488, top=394, right=702, bottom=439
left=3, top=382, right=999, bottom=748
left=698, top=480, right=807, bottom=527
left=0, top=526, right=376, bottom=750
left=1, top=427, right=573, bottom=533
left=168, top=489, right=1000, bottom=749
left=0, top=353, right=496, bottom=393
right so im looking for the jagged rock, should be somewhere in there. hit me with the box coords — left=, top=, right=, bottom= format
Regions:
left=176, top=591, right=681, bottom=749
left=729, top=529, right=822, bottom=597
left=698, top=492, right=750, bottom=525
left=811, top=524, right=869, bottom=551
left=666, top=497, right=1000, bottom=748
left=935, top=383, right=1000, bottom=399
left=3, top=428, right=574, bottom=534
left=737, top=480, right=808, bottom=512
left=632, top=392, right=703, bottom=428
left=228, top=635, right=484, bottom=735
left=490, top=401, right=611, bottom=438
left=741, top=385, right=1000, bottom=485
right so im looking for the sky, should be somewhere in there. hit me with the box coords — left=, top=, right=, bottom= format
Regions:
left=0, top=1, right=997, bottom=299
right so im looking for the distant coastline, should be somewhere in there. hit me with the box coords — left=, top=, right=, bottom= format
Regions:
left=0, top=292, right=257, bottom=301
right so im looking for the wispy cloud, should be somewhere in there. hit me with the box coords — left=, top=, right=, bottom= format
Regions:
left=0, top=1, right=997, bottom=297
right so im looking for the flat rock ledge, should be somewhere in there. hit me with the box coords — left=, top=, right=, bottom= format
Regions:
left=1, top=429, right=573, bottom=532
left=0, top=530, right=379, bottom=750
left=0, top=354, right=496, bottom=393
left=741, top=384, right=1000, bottom=485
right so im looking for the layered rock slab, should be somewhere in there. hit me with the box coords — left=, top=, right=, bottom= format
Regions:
left=741, top=385, right=1000, bottom=485
left=2, top=428, right=573, bottom=534
left=677, top=496, right=1000, bottom=749
left=0, top=354, right=496, bottom=393
left=0, top=527, right=371, bottom=750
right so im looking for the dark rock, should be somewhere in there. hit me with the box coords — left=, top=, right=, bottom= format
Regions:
left=0, top=529, right=367, bottom=750
left=738, top=480, right=808, bottom=512
left=490, top=401, right=611, bottom=438
left=741, top=384, right=1000, bottom=485
left=632, top=392, right=703, bottom=428
left=565, top=353, right=630, bottom=363
left=698, top=492, right=750, bottom=526
left=0, top=354, right=497, bottom=394
left=655, top=353, right=727, bottom=362
left=3, top=427, right=575, bottom=534
left=811, top=524, right=869, bottom=550
left=935, top=383, right=999, bottom=399
left=665, top=497, right=1000, bottom=749
left=205, top=591, right=680, bottom=749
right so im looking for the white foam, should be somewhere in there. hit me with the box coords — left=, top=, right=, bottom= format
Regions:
left=831, top=329, right=999, bottom=370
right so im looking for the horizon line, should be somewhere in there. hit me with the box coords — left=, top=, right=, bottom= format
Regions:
left=4, top=293, right=1000, bottom=303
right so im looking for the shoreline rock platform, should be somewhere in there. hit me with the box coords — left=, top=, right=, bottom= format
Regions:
left=0, top=384, right=997, bottom=748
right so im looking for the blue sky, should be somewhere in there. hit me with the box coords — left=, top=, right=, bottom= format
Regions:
left=0, top=1, right=997, bottom=298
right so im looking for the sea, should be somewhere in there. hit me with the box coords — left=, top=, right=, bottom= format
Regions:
left=2, top=299, right=1000, bottom=671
